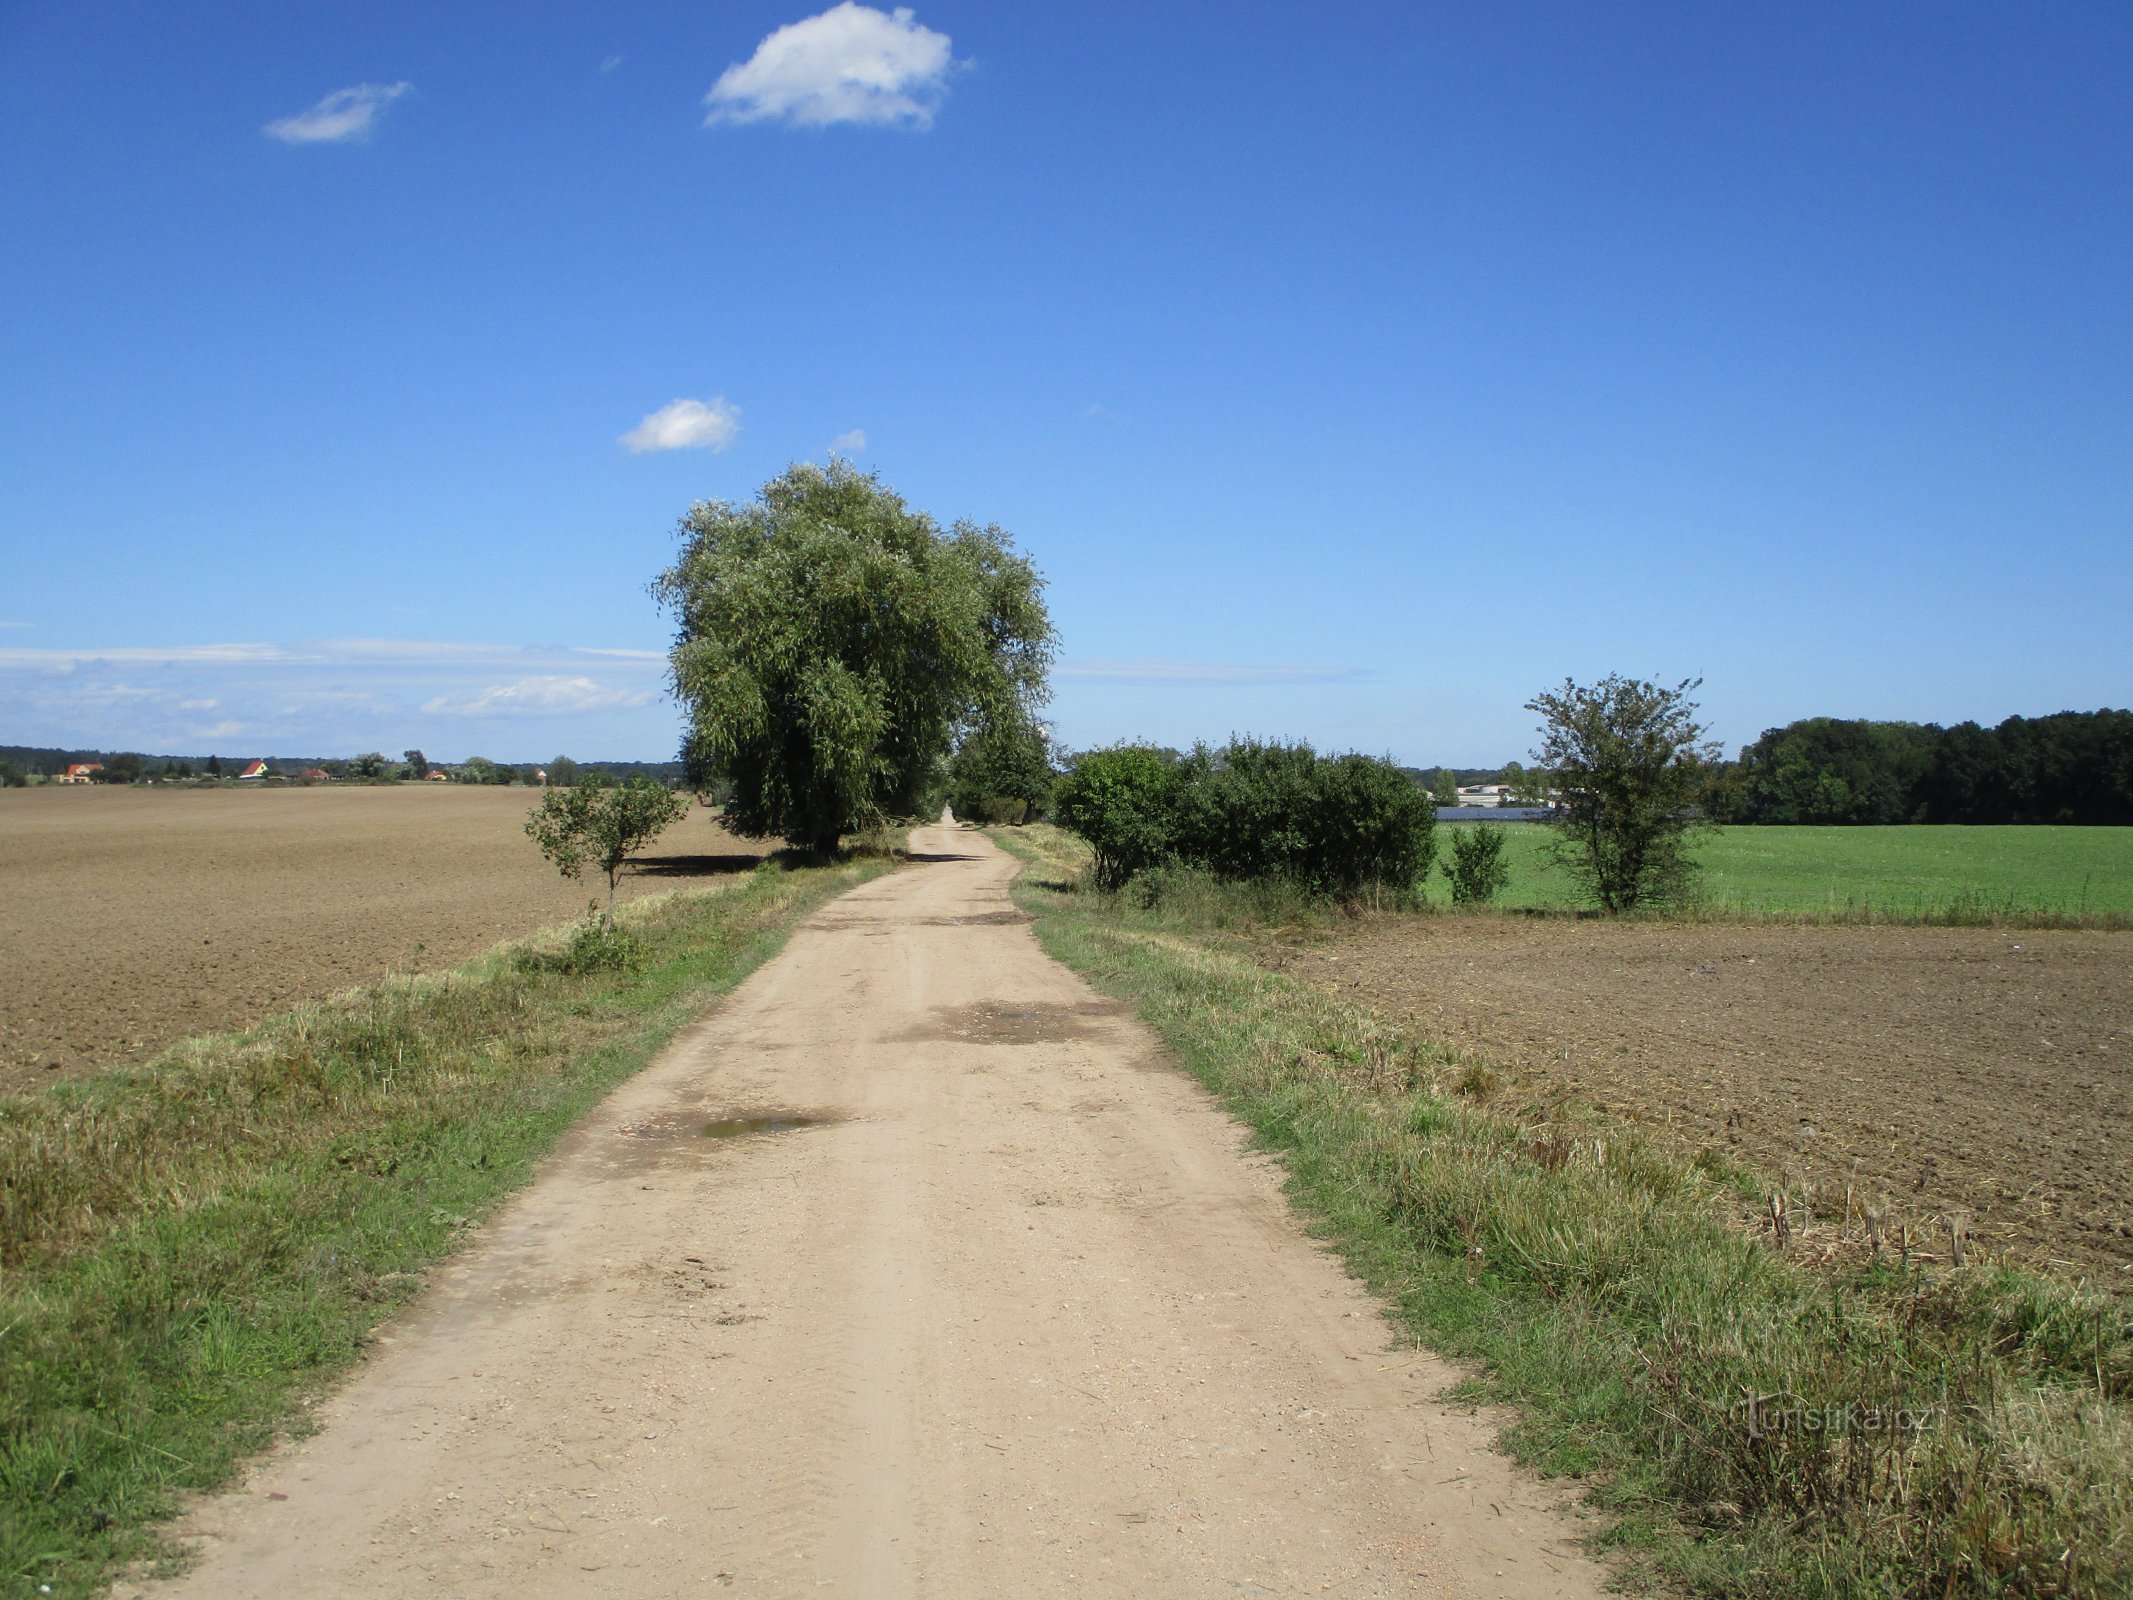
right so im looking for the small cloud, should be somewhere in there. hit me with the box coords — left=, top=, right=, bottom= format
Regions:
left=828, top=428, right=867, bottom=454
left=177, top=698, right=220, bottom=712
left=263, top=81, right=413, bottom=145
left=621, top=397, right=741, bottom=454
left=422, top=676, right=654, bottom=717
left=601, top=54, right=626, bottom=73
left=705, top=3, right=955, bottom=129
left=0, top=620, right=31, bottom=629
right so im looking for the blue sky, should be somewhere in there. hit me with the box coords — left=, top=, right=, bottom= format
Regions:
left=2, top=1, right=2128, bottom=765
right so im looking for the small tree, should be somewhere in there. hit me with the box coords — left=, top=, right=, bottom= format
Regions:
left=404, top=749, right=431, bottom=781
left=349, top=752, right=389, bottom=781
left=1430, top=769, right=1458, bottom=807
left=547, top=755, right=582, bottom=788
left=1526, top=675, right=1719, bottom=914
left=524, top=775, right=690, bottom=934
left=1051, top=745, right=1179, bottom=891
left=1442, top=825, right=1511, bottom=904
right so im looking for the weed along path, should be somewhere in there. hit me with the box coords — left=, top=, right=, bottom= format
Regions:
left=132, top=821, right=1604, bottom=1600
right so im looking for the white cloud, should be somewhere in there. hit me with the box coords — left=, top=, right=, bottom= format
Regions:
left=0, top=639, right=656, bottom=671
left=828, top=428, right=867, bottom=453
left=705, top=4, right=955, bottom=129
left=422, top=676, right=654, bottom=717
left=0, top=638, right=673, bottom=756
left=601, top=54, right=626, bottom=74
left=263, top=82, right=413, bottom=145
left=621, top=397, right=741, bottom=454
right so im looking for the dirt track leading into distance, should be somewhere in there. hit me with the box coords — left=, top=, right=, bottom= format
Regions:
left=130, top=822, right=1603, bottom=1600
left=0, top=785, right=761, bottom=1095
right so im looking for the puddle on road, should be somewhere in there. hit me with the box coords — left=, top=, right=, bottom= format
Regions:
left=615, top=1110, right=831, bottom=1141
left=700, top=1113, right=820, bottom=1140
left=907, top=1000, right=1128, bottom=1046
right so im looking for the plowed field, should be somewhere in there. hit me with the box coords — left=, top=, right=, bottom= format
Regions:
left=0, top=785, right=761, bottom=1095
left=1267, top=917, right=2133, bottom=1283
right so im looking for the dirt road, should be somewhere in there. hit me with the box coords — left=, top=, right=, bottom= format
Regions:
left=135, top=823, right=1603, bottom=1599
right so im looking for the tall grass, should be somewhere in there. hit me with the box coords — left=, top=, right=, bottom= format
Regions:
left=995, top=825, right=2133, bottom=1597
left=0, top=855, right=888, bottom=1598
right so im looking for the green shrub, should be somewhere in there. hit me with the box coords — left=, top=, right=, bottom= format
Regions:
left=513, top=914, right=645, bottom=974
left=1173, top=739, right=1433, bottom=897
left=1056, top=739, right=1434, bottom=898
left=1300, top=751, right=1436, bottom=896
left=1443, top=824, right=1511, bottom=904
left=1051, top=745, right=1180, bottom=890
left=1171, top=739, right=1319, bottom=881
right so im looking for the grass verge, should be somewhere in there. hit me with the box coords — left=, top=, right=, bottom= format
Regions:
left=992, top=824, right=2133, bottom=1598
left=0, top=853, right=889, bottom=1597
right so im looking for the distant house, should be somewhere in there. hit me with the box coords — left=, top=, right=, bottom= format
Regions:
left=1454, top=784, right=1514, bottom=807
left=425, top=769, right=450, bottom=782
left=236, top=760, right=270, bottom=781
left=299, top=768, right=332, bottom=782
left=58, top=763, right=101, bottom=784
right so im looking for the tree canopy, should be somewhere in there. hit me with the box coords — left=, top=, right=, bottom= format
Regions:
left=655, top=462, right=1054, bottom=852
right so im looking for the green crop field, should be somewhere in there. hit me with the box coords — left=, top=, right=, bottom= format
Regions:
left=1429, top=822, right=2133, bottom=920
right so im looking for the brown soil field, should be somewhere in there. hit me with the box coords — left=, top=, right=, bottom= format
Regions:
left=1264, top=917, right=2133, bottom=1284
left=0, top=785, right=763, bottom=1096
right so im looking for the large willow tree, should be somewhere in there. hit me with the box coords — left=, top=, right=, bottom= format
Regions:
left=654, top=461, right=1055, bottom=853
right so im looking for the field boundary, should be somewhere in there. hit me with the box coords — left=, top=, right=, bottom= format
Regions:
left=990, top=824, right=2133, bottom=1598
left=0, top=853, right=892, bottom=1598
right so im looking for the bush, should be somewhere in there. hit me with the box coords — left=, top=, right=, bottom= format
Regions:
left=1171, top=739, right=1318, bottom=881
left=1054, top=739, right=1434, bottom=898
left=1299, top=751, right=1436, bottom=897
left=514, top=914, right=645, bottom=975
left=1442, top=824, right=1511, bottom=904
left=1051, top=745, right=1180, bottom=891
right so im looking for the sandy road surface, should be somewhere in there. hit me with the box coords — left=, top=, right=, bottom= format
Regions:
left=136, top=823, right=1603, bottom=1599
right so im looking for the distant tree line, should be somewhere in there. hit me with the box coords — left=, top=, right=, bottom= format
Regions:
left=0, top=745, right=686, bottom=788
left=1707, top=710, right=2133, bottom=825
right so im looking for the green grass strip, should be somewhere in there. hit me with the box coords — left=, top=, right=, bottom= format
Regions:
left=0, top=855, right=888, bottom=1597
left=992, top=826, right=2133, bottom=1598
